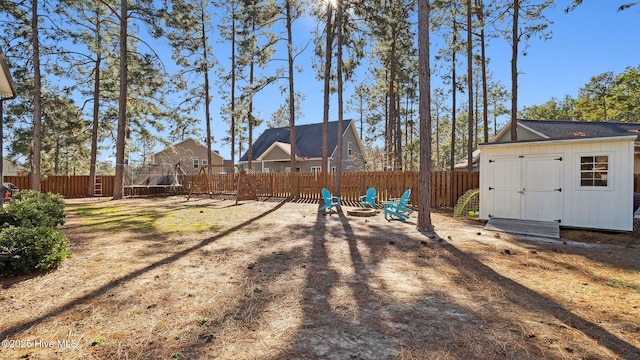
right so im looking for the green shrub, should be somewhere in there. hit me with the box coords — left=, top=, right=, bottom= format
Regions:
left=0, top=210, right=14, bottom=228
left=5, top=190, right=66, bottom=228
left=0, top=226, right=71, bottom=276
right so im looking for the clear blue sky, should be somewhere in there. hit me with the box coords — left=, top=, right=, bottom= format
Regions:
left=500, top=1, right=639, bottom=110
left=119, top=1, right=639, bottom=164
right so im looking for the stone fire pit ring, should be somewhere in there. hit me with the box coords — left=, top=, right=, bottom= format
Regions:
left=346, top=208, right=377, bottom=217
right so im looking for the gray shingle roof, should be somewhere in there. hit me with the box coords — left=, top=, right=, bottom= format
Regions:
left=519, top=120, right=640, bottom=140
left=240, top=120, right=352, bottom=161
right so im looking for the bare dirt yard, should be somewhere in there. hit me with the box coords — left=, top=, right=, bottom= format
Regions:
left=1, top=196, right=639, bottom=359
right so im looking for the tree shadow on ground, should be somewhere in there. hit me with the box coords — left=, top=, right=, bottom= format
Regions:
left=271, top=206, right=640, bottom=359
left=436, top=239, right=640, bottom=359
left=270, top=208, right=504, bottom=359
left=0, top=200, right=289, bottom=341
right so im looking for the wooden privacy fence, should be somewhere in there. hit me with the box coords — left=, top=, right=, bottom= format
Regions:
left=3, top=171, right=480, bottom=207
left=4, top=175, right=117, bottom=198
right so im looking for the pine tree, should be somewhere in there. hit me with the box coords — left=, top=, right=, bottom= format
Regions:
left=215, top=0, right=241, bottom=163
left=417, top=0, right=434, bottom=235
left=236, top=0, right=280, bottom=170
left=55, top=0, right=118, bottom=195
left=497, top=0, right=553, bottom=141
left=164, top=0, right=216, bottom=169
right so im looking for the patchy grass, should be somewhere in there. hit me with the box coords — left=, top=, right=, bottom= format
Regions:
left=606, top=278, right=640, bottom=292
left=0, top=197, right=638, bottom=360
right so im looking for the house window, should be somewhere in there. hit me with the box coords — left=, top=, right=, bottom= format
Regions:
left=202, top=159, right=208, bottom=166
left=263, top=168, right=270, bottom=173
left=193, top=159, right=199, bottom=168
left=348, top=141, right=353, bottom=156
left=311, top=166, right=321, bottom=173
left=331, top=166, right=336, bottom=172
left=580, top=155, right=608, bottom=187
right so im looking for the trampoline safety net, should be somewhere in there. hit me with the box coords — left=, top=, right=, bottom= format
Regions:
left=124, top=163, right=182, bottom=188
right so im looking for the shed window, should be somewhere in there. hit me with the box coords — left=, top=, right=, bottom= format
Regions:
left=580, top=155, right=608, bottom=187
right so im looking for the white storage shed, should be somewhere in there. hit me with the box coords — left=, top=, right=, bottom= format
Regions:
left=479, top=134, right=636, bottom=231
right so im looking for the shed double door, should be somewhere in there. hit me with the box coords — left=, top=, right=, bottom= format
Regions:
left=488, top=154, right=563, bottom=223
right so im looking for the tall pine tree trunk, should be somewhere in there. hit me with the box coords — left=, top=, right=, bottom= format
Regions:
left=113, top=0, right=128, bottom=200
left=286, top=0, right=296, bottom=175
left=89, top=52, right=101, bottom=197
left=31, top=0, right=42, bottom=191
left=510, top=0, right=519, bottom=141
left=322, top=4, right=333, bottom=178
left=231, top=6, right=236, bottom=164
left=395, top=91, right=402, bottom=170
left=247, top=17, right=256, bottom=171
left=201, top=5, right=212, bottom=173
left=388, top=28, right=399, bottom=170
left=476, top=0, right=489, bottom=143
left=466, top=0, right=474, bottom=171
left=417, top=0, right=433, bottom=234
left=335, top=0, right=343, bottom=196
left=449, top=17, right=457, bottom=206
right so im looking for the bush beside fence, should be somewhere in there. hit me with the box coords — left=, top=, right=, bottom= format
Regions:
left=4, top=171, right=480, bottom=207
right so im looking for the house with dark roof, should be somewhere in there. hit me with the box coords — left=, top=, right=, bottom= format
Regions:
left=239, top=120, right=366, bottom=173
left=478, top=120, right=640, bottom=232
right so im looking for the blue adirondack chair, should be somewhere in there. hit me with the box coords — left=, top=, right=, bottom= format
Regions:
left=384, top=189, right=413, bottom=221
left=320, top=188, right=341, bottom=212
left=359, top=187, right=377, bottom=208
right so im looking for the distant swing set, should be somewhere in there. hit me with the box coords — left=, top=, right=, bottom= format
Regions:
left=186, top=164, right=257, bottom=204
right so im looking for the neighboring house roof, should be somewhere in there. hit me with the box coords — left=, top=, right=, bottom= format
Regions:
left=240, top=120, right=354, bottom=161
left=453, top=149, right=481, bottom=170
left=494, top=120, right=640, bottom=143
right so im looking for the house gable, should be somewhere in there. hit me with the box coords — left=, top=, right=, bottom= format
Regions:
left=153, top=138, right=224, bottom=173
left=258, top=142, right=292, bottom=161
left=493, top=121, right=548, bottom=142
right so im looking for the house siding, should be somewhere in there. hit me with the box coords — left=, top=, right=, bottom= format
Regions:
left=246, top=159, right=325, bottom=173
left=153, top=139, right=224, bottom=174
left=337, top=125, right=366, bottom=172
left=262, top=146, right=290, bottom=161
left=479, top=136, right=634, bottom=231
left=3, top=159, right=25, bottom=176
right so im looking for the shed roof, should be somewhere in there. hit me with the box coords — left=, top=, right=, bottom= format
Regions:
left=518, top=120, right=640, bottom=140
left=240, top=120, right=353, bottom=161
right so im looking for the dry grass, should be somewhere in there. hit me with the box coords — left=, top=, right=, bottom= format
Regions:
left=0, top=196, right=639, bottom=359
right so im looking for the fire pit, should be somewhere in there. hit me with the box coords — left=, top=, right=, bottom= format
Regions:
left=346, top=208, right=377, bottom=217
